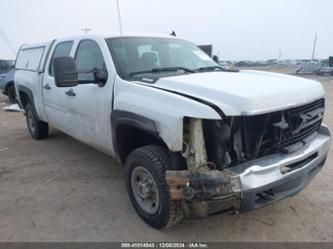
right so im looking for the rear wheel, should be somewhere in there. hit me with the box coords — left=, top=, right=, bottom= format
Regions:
left=125, top=145, right=183, bottom=229
left=7, top=84, right=17, bottom=103
left=26, top=103, right=49, bottom=140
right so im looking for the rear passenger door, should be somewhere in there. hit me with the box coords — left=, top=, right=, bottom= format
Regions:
left=42, top=40, right=74, bottom=133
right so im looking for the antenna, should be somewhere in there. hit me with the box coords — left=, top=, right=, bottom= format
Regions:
left=81, top=28, right=92, bottom=34
left=311, top=32, right=317, bottom=60
left=0, top=29, right=16, bottom=56
left=116, top=0, right=123, bottom=35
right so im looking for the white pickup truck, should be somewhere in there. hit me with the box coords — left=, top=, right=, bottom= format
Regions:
left=14, top=34, right=331, bottom=228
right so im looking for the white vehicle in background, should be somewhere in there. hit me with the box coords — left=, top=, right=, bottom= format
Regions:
left=14, top=34, right=331, bottom=228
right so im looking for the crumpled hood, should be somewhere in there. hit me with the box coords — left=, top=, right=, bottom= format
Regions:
left=154, top=70, right=325, bottom=116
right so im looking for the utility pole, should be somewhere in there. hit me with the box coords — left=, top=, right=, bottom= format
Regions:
left=116, top=0, right=123, bottom=35
left=311, top=32, right=317, bottom=60
left=0, top=29, right=16, bottom=56
left=278, top=48, right=282, bottom=61
left=81, top=28, right=92, bottom=34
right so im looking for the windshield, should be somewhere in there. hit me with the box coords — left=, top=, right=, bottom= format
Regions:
left=106, top=37, right=219, bottom=80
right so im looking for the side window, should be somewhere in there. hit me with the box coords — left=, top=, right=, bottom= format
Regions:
left=49, top=41, right=74, bottom=76
left=75, top=40, right=106, bottom=81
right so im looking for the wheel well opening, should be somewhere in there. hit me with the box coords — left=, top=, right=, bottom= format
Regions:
left=4, top=81, right=14, bottom=93
left=18, top=91, right=30, bottom=109
left=116, top=124, right=167, bottom=164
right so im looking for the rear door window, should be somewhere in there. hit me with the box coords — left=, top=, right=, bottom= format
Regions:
left=49, top=41, right=74, bottom=76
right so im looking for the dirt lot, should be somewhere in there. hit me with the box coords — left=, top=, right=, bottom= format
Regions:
left=0, top=68, right=332, bottom=242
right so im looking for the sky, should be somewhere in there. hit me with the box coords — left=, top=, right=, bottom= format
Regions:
left=0, top=0, right=332, bottom=60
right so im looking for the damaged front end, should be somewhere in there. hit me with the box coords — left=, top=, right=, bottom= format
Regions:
left=166, top=169, right=241, bottom=217
left=166, top=98, right=330, bottom=218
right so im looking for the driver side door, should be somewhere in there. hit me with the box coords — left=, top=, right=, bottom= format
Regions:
left=65, top=39, right=114, bottom=152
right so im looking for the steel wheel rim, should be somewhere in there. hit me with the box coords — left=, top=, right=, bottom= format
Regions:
left=28, top=111, right=36, bottom=134
left=131, top=166, right=160, bottom=214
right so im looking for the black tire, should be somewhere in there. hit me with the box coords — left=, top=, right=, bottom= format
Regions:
left=125, top=145, right=183, bottom=229
left=25, top=103, right=49, bottom=140
left=7, top=84, right=17, bottom=103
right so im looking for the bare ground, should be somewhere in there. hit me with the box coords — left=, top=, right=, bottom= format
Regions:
left=0, top=69, right=332, bottom=242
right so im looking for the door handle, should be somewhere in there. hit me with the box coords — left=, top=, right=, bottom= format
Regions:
left=65, top=89, right=76, bottom=96
left=43, top=84, right=51, bottom=90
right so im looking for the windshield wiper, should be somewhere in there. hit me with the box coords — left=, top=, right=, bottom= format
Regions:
left=129, top=67, right=195, bottom=77
left=197, top=66, right=225, bottom=71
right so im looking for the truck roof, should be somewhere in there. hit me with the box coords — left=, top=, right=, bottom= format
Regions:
left=20, top=33, right=180, bottom=50
left=16, top=33, right=182, bottom=72
left=104, top=32, right=180, bottom=39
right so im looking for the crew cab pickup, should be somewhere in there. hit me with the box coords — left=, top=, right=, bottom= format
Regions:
left=14, top=34, right=331, bottom=228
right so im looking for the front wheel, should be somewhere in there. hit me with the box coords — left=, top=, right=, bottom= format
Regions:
left=125, top=145, right=183, bottom=229
left=26, top=103, right=49, bottom=140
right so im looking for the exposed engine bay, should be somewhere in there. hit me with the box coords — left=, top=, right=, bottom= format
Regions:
left=166, top=98, right=325, bottom=218
left=203, top=98, right=324, bottom=169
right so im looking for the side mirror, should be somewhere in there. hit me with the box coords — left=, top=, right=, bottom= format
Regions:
left=54, top=57, right=78, bottom=87
left=213, top=55, right=220, bottom=63
left=54, top=56, right=108, bottom=87
left=95, top=69, right=108, bottom=85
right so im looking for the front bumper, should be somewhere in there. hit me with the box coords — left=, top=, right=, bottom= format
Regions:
left=166, top=125, right=330, bottom=216
left=225, top=125, right=330, bottom=211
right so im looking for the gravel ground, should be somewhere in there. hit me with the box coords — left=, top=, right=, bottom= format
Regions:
left=0, top=70, right=332, bottom=242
